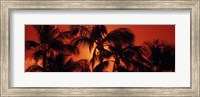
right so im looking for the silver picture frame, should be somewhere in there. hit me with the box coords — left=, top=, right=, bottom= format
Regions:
left=1, top=0, right=199, bottom=96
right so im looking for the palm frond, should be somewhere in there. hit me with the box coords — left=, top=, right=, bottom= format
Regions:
left=33, top=25, right=43, bottom=34
left=64, top=59, right=90, bottom=72
left=90, top=25, right=108, bottom=40
left=48, top=26, right=60, bottom=40
left=56, top=31, right=72, bottom=39
left=79, top=26, right=91, bottom=36
left=32, top=50, right=43, bottom=62
left=99, top=47, right=112, bottom=59
left=49, top=39, right=79, bottom=54
left=33, top=25, right=58, bottom=44
left=49, top=39, right=65, bottom=50
left=26, top=65, right=46, bottom=72
left=107, top=45, right=119, bottom=56
left=93, top=61, right=109, bottom=72
left=72, top=36, right=91, bottom=46
left=73, top=59, right=90, bottom=72
left=63, top=44, right=79, bottom=54
left=121, top=45, right=143, bottom=59
left=131, top=61, right=153, bottom=72
left=33, top=25, right=47, bottom=44
left=25, top=40, right=40, bottom=50
left=99, top=25, right=108, bottom=36
left=69, top=25, right=80, bottom=36
left=63, top=58, right=74, bottom=72
left=103, top=28, right=134, bottom=46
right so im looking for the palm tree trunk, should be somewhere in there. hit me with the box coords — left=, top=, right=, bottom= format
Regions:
left=113, top=63, right=117, bottom=72
left=43, top=53, right=47, bottom=71
left=113, top=56, right=120, bottom=72
left=43, top=47, right=48, bottom=71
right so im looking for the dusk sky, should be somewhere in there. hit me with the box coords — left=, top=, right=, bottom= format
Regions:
left=57, top=25, right=175, bottom=45
left=25, top=25, right=175, bottom=71
left=26, top=25, right=175, bottom=45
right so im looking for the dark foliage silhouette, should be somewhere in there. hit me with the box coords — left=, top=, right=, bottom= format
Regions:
left=25, top=25, right=175, bottom=72
left=25, top=25, right=79, bottom=72
left=64, top=59, right=90, bottom=72
left=143, top=40, right=175, bottom=72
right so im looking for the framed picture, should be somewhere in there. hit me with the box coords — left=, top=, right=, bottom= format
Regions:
left=1, top=0, right=199, bottom=96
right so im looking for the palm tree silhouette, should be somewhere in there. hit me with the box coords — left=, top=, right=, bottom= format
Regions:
left=25, top=25, right=79, bottom=72
left=143, top=40, right=175, bottom=71
left=72, top=25, right=107, bottom=69
left=91, top=28, right=151, bottom=72
left=93, top=44, right=153, bottom=72
left=26, top=25, right=174, bottom=72
left=72, top=26, right=151, bottom=72
left=72, top=25, right=107, bottom=51
left=93, top=28, right=156, bottom=72
left=64, top=59, right=90, bottom=72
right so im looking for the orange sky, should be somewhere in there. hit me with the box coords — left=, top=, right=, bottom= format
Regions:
left=52, top=25, right=175, bottom=45
left=25, top=25, right=175, bottom=70
left=26, top=25, right=175, bottom=45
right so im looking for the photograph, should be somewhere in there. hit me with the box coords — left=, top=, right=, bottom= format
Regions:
left=25, top=25, right=175, bottom=72
left=1, top=0, right=199, bottom=96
